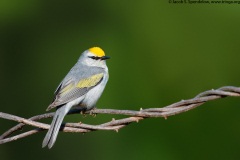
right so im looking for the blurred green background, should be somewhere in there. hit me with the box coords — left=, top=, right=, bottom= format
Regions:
left=1, top=0, right=240, bottom=160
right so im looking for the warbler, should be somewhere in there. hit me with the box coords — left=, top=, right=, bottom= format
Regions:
left=42, top=47, right=110, bottom=149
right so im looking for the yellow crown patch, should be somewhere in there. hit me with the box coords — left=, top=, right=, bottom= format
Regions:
left=89, top=47, right=105, bottom=57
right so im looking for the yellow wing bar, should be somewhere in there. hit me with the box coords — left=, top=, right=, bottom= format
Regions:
left=77, top=73, right=104, bottom=88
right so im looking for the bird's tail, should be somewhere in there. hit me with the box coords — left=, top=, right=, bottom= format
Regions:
left=42, top=104, right=71, bottom=149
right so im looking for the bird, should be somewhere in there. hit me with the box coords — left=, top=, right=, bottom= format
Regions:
left=42, top=47, right=110, bottom=149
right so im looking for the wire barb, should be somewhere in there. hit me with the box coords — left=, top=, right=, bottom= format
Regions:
left=0, top=86, right=240, bottom=144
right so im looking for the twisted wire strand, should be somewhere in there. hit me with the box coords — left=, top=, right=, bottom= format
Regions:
left=0, top=86, right=239, bottom=144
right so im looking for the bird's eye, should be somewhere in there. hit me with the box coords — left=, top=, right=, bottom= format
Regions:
left=88, top=56, right=100, bottom=60
left=88, top=56, right=95, bottom=59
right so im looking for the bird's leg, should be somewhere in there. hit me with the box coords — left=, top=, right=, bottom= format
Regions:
left=89, top=107, right=97, bottom=117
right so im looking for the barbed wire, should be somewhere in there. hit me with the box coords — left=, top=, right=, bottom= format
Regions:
left=0, top=86, right=240, bottom=144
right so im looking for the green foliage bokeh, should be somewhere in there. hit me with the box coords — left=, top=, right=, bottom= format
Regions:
left=1, top=1, right=240, bottom=160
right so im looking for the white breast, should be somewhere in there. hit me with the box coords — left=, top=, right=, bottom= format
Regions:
left=81, top=72, right=109, bottom=110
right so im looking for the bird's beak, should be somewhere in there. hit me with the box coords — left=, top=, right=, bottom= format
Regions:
left=101, top=56, right=110, bottom=60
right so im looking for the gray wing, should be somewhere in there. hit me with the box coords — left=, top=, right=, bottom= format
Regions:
left=46, top=65, right=105, bottom=111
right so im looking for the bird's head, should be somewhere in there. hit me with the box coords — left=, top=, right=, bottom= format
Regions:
left=79, top=47, right=110, bottom=68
